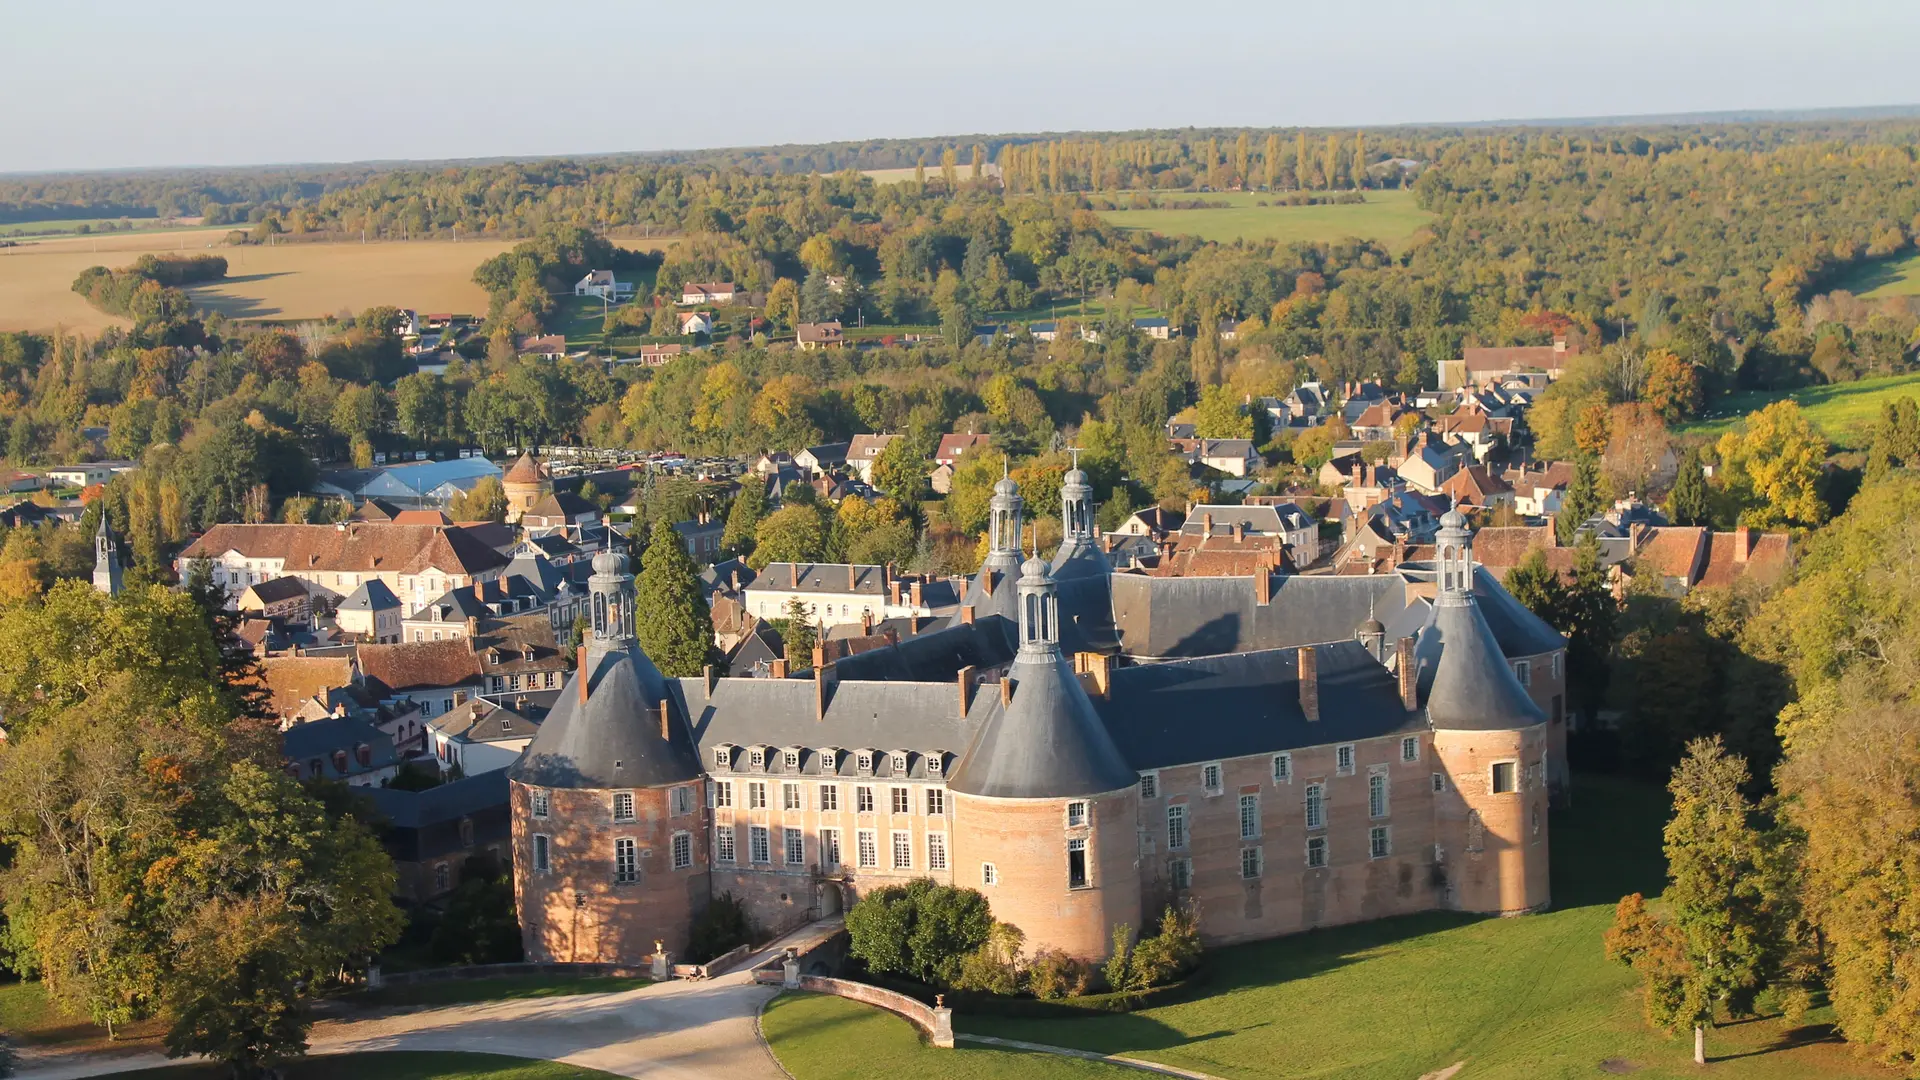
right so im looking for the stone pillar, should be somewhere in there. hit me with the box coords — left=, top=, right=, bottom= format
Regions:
left=931, top=995, right=955, bottom=1049
left=365, top=964, right=384, bottom=990
left=651, top=940, right=671, bottom=980
left=782, top=948, right=800, bottom=989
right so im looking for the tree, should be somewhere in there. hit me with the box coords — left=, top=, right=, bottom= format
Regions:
left=749, top=504, right=828, bottom=570
left=780, top=596, right=817, bottom=671
left=449, top=475, right=507, bottom=523
left=636, top=519, right=711, bottom=677
left=429, top=856, right=523, bottom=965
left=1192, top=384, right=1252, bottom=440
left=1666, top=446, right=1711, bottom=526
left=1554, top=455, right=1606, bottom=544
left=1715, top=401, right=1829, bottom=529
left=721, top=480, right=767, bottom=556
left=1644, top=349, right=1704, bottom=423
left=844, top=879, right=996, bottom=989
left=870, top=434, right=931, bottom=500
left=765, top=278, right=799, bottom=329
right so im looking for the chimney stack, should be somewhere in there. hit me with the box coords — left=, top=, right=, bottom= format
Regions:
left=466, top=616, right=480, bottom=648
left=1202, top=512, right=1214, bottom=537
left=861, top=610, right=874, bottom=635
left=910, top=581, right=923, bottom=608
left=957, top=664, right=975, bottom=715
left=1298, top=646, right=1319, bottom=721
left=1232, top=521, right=1245, bottom=544
left=703, top=664, right=717, bottom=699
left=577, top=645, right=589, bottom=704
left=812, top=643, right=826, bottom=670
left=848, top=564, right=858, bottom=590
left=1353, top=460, right=1363, bottom=485
left=982, top=569, right=994, bottom=597
left=1000, top=676, right=1013, bottom=706
left=1396, top=636, right=1418, bottom=712
left=1734, top=526, right=1752, bottom=564
left=770, top=657, right=788, bottom=679
left=658, top=700, right=671, bottom=741
left=1254, top=568, right=1272, bottom=606
left=960, top=604, right=975, bottom=626
left=888, top=579, right=901, bottom=606
left=814, top=655, right=836, bottom=721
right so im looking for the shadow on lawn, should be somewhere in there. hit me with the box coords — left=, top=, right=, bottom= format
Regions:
left=1708, top=1021, right=1847, bottom=1063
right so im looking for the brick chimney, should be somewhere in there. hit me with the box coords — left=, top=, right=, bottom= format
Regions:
left=577, top=645, right=589, bottom=703
left=889, top=579, right=902, bottom=606
left=861, top=610, right=874, bottom=635
left=910, top=581, right=924, bottom=608
left=814, top=655, right=836, bottom=721
left=1077, top=652, right=1113, bottom=699
left=1352, top=460, right=1363, bottom=485
left=770, top=657, right=788, bottom=679
left=960, top=604, right=975, bottom=626
left=1254, top=568, right=1272, bottom=606
left=466, top=616, right=480, bottom=648
left=1396, top=636, right=1418, bottom=712
left=1232, top=522, right=1245, bottom=543
left=1202, top=512, right=1214, bottom=536
left=1734, top=526, right=1752, bottom=564
left=1297, top=646, right=1319, bottom=721
left=1000, top=676, right=1013, bottom=706
left=847, top=564, right=858, bottom=590
left=658, top=700, right=671, bottom=741
left=957, top=664, right=975, bottom=715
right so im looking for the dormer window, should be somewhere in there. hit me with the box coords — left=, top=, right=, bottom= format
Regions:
left=890, top=752, right=908, bottom=776
left=925, top=752, right=943, bottom=776
left=819, top=748, right=839, bottom=773
left=783, top=748, right=801, bottom=771
left=747, top=747, right=765, bottom=770
left=856, top=751, right=873, bottom=775
left=714, top=745, right=734, bottom=770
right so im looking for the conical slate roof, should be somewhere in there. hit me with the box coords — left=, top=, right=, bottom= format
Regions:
left=1413, top=597, right=1545, bottom=731
left=510, top=640, right=703, bottom=788
left=947, top=651, right=1138, bottom=799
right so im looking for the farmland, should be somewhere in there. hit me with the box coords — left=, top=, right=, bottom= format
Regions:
left=1679, top=371, right=1920, bottom=450
left=0, top=230, right=512, bottom=333
left=1098, top=188, right=1434, bottom=250
left=1827, top=249, right=1920, bottom=300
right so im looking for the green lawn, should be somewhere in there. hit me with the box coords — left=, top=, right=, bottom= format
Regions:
left=1098, top=189, right=1434, bottom=250
left=106, top=1051, right=624, bottom=1080
left=1678, top=371, right=1920, bottom=450
left=1827, top=250, right=1920, bottom=300
left=945, top=775, right=1891, bottom=1080
left=0, top=979, right=167, bottom=1051
left=762, top=992, right=1142, bottom=1079
left=347, top=974, right=651, bottom=1009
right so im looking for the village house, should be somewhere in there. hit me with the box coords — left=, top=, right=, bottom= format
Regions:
left=1438, top=465, right=1515, bottom=511
left=633, top=343, right=684, bottom=366
left=1432, top=409, right=1516, bottom=462
left=743, top=563, right=958, bottom=630
left=679, top=282, right=738, bottom=306
left=359, top=613, right=569, bottom=720
left=1172, top=437, right=1261, bottom=478
left=283, top=716, right=399, bottom=788
left=574, top=269, right=632, bottom=300
left=1441, top=337, right=1579, bottom=391
left=178, top=521, right=512, bottom=614
left=796, top=321, right=845, bottom=350
left=794, top=443, right=850, bottom=478
left=679, top=311, right=714, bottom=336
left=518, top=334, right=567, bottom=360
left=238, top=576, right=314, bottom=626
left=1503, top=461, right=1575, bottom=519
left=846, top=434, right=900, bottom=484
left=1622, top=525, right=1792, bottom=594
left=1134, top=316, right=1174, bottom=339
left=1109, top=506, right=1187, bottom=539
left=337, top=579, right=404, bottom=643
left=1392, top=432, right=1471, bottom=495
left=1179, top=503, right=1323, bottom=569
left=428, top=697, right=541, bottom=776
left=43, top=461, right=135, bottom=487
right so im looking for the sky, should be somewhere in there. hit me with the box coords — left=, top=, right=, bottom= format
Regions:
left=5, top=0, right=1920, bottom=174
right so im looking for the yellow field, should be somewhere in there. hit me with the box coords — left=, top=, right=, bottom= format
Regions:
left=0, top=230, right=514, bottom=333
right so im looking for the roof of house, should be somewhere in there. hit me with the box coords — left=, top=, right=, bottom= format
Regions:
left=935, top=433, right=992, bottom=462
left=520, top=334, right=565, bottom=353
left=1181, top=504, right=1315, bottom=537
left=683, top=281, right=737, bottom=294
left=1698, top=529, right=1791, bottom=589
left=1502, top=461, right=1575, bottom=492
left=180, top=523, right=511, bottom=579
left=358, top=614, right=561, bottom=695
left=797, top=321, right=844, bottom=344
left=283, top=716, right=396, bottom=774
left=391, top=509, right=453, bottom=526
left=338, top=579, right=402, bottom=613
left=799, top=443, right=850, bottom=465
left=1633, top=527, right=1709, bottom=583
left=1111, top=572, right=1405, bottom=659
left=357, top=769, right=510, bottom=831
left=524, top=491, right=598, bottom=521
left=1463, top=344, right=1572, bottom=373
left=243, top=577, right=310, bottom=604
left=847, top=434, right=899, bottom=461
left=429, top=697, right=539, bottom=743
left=504, top=452, right=548, bottom=484
left=260, top=656, right=357, bottom=717
left=1467, top=526, right=1560, bottom=576
left=829, top=619, right=1016, bottom=683
left=1439, top=465, right=1514, bottom=504
left=947, top=631, right=1137, bottom=800
left=750, top=563, right=892, bottom=597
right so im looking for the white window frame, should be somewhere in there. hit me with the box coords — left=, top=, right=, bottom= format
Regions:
left=820, top=783, right=840, bottom=812
left=670, top=786, right=694, bottom=816
left=1336, top=744, right=1356, bottom=776
left=612, top=791, right=635, bottom=822
left=928, top=831, right=948, bottom=871
left=1167, top=804, right=1189, bottom=850
left=1067, top=836, right=1090, bottom=889
left=748, top=747, right=765, bottom=770
left=785, top=827, right=806, bottom=865
left=1400, top=736, right=1420, bottom=763
left=1306, top=835, right=1328, bottom=868
left=890, top=752, right=908, bottom=775
left=856, top=785, right=874, bottom=813
left=926, top=752, right=943, bottom=776
left=981, top=861, right=998, bottom=886
left=1305, top=783, right=1326, bottom=829
left=713, top=780, right=734, bottom=808
left=1272, top=753, right=1292, bottom=784
left=748, top=781, right=767, bottom=810
left=1369, top=769, right=1389, bottom=819
left=749, top=824, right=771, bottom=864
left=1239, top=793, right=1260, bottom=839
left=1432, top=772, right=1446, bottom=793
left=891, top=830, right=912, bottom=870
left=1202, top=762, right=1223, bottom=795
left=530, top=789, right=550, bottom=819
left=820, top=828, right=842, bottom=866
left=783, top=748, right=800, bottom=770
left=1491, top=760, right=1518, bottom=794
left=716, top=825, right=736, bottom=863
left=1370, top=825, right=1392, bottom=860
left=783, top=781, right=803, bottom=810
left=532, top=833, right=551, bottom=872
left=713, top=745, right=732, bottom=770
left=1066, top=800, right=1088, bottom=827
left=857, top=829, right=877, bottom=868
left=671, top=830, right=692, bottom=870
left=1139, top=771, right=1159, bottom=799
left=856, top=751, right=873, bottom=775
left=1514, top=659, right=1532, bottom=687
left=891, top=786, right=911, bottom=814
left=1552, top=652, right=1562, bottom=680
left=1241, top=845, right=1263, bottom=879
left=926, top=787, right=946, bottom=815
left=614, top=837, right=639, bottom=885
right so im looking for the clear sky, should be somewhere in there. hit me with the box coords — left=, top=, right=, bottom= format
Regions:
left=5, top=0, right=1919, bottom=174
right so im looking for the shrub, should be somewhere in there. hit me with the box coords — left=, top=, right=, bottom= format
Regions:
left=428, top=855, right=522, bottom=965
left=688, top=892, right=752, bottom=963
left=953, top=921, right=1024, bottom=995
left=1102, top=923, right=1134, bottom=992
left=1026, top=948, right=1091, bottom=1000
left=846, top=878, right=996, bottom=987
left=1120, top=904, right=1203, bottom=991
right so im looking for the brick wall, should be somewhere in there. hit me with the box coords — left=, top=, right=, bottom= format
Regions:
left=512, top=779, right=710, bottom=962
left=1431, top=725, right=1550, bottom=914
left=950, top=787, right=1142, bottom=960
left=796, top=975, right=938, bottom=1033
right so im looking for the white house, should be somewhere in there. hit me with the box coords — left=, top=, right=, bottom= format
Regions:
left=43, top=461, right=136, bottom=487
left=679, top=310, right=714, bottom=335
left=574, top=270, right=632, bottom=300
left=427, top=697, right=538, bottom=776
left=679, top=282, right=738, bottom=306
left=742, top=563, right=957, bottom=630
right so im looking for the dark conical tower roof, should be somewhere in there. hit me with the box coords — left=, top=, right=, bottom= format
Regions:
left=1413, top=508, right=1544, bottom=731
left=949, top=554, right=1135, bottom=799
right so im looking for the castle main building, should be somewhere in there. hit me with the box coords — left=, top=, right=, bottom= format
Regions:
left=510, top=472, right=1560, bottom=962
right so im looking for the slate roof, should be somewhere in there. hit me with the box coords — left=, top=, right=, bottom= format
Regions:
left=828, top=619, right=1015, bottom=682
left=283, top=716, right=397, bottom=776
left=1389, top=565, right=1566, bottom=661
left=339, top=579, right=401, bottom=613
left=948, top=649, right=1137, bottom=800
left=1097, top=640, right=1421, bottom=771
left=752, top=562, right=890, bottom=596
left=357, top=770, right=510, bottom=830
left=430, top=698, right=539, bottom=743
left=1415, top=597, right=1546, bottom=731
left=245, top=577, right=310, bottom=604
left=512, top=637, right=702, bottom=789
left=725, top=620, right=784, bottom=673
left=668, top=676, right=988, bottom=780
left=1110, top=572, right=1404, bottom=658
left=524, top=491, right=598, bottom=520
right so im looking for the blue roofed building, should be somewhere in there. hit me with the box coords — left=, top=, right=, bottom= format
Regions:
left=314, top=458, right=505, bottom=509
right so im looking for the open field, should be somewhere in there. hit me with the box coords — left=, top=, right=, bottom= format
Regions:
left=762, top=992, right=1141, bottom=1080
left=1827, top=250, right=1920, bottom=300
left=0, top=217, right=199, bottom=239
left=923, top=775, right=1889, bottom=1080
left=0, top=231, right=512, bottom=333
left=1098, top=188, right=1433, bottom=249
left=1679, top=371, right=1920, bottom=449
left=109, top=1052, right=624, bottom=1079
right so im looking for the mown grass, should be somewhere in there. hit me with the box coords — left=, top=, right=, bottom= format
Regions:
left=1827, top=249, right=1920, bottom=300
left=1678, top=371, right=1920, bottom=450
left=761, top=991, right=1142, bottom=1079
left=0, top=979, right=166, bottom=1051
left=942, top=775, right=1892, bottom=1080
left=1098, top=188, right=1434, bottom=250
left=108, top=1051, right=625, bottom=1079
left=346, top=974, right=652, bottom=1009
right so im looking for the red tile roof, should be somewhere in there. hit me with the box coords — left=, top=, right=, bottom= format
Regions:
left=181, top=523, right=509, bottom=578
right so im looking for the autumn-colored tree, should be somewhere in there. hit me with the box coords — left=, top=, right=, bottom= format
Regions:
left=1644, top=349, right=1703, bottom=423
left=1573, top=399, right=1614, bottom=456
left=1714, top=401, right=1828, bottom=529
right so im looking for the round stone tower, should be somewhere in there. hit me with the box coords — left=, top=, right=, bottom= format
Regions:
left=502, top=450, right=552, bottom=523
left=509, top=544, right=709, bottom=962
left=948, top=554, right=1142, bottom=960
left=1421, top=510, right=1550, bottom=915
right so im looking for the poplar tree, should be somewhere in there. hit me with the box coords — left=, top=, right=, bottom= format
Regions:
left=722, top=479, right=767, bottom=556
left=1666, top=446, right=1711, bottom=526
left=636, top=518, right=712, bottom=677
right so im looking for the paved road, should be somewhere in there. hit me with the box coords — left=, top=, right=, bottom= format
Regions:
left=17, top=924, right=838, bottom=1080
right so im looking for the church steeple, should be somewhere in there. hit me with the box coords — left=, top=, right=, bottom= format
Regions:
left=92, top=514, right=122, bottom=596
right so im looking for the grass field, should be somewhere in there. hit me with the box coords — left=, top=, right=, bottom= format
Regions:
left=107, top=1052, right=623, bottom=1079
left=1098, top=189, right=1434, bottom=250
left=0, top=218, right=201, bottom=239
left=0, top=231, right=513, bottom=333
left=1827, top=250, right=1920, bottom=300
left=762, top=992, right=1142, bottom=1079
left=861, top=774, right=1883, bottom=1080
left=347, top=974, right=651, bottom=1009
left=1679, top=371, right=1920, bottom=450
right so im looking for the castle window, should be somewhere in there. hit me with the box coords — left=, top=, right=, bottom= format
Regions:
left=613, top=792, right=635, bottom=822
left=856, top=786, right=874, bottom=813
left=982, top=862, right=998, bottom=886
left=1272, top=753, right=1292, bottom=784
left=671, top=831, right=692, bottom=870
left=926, top=788, right=945, bottom=815
left=1401, top=736, right=1420, bottom=763
left=1169, top=857, right=1192, bottom=891
left=891, top=787, right=911, bottom=814
left=1336, top=745, right=1356, bottom=776
left=1240, top=846, right=1263, bottom=880
left=1067, top=837, right=1089, bottom=888
left=783, top=782, right=803, bottom=810
left=435, top=862, right=450, bottom=892
left=1370, top=826, right=1391, bottom=860
left=531, top=790, right=549, bottom=818
left=818, top=748, right=839, bottom=773
left=783, top=749, right=801, bottom=770
left=749, top=825, right=770, bottom=863
left=1491, top=761, right=1517, bottom=794
left=716, top=826, right=736, bottom=862
left=1369, top=771, right=1389, bottom=818
left=1552, top=652, right=1562, bottom=680
left=1514, top=660, right=1532, bottom=687
left=892, top=830, right=913, bottom=870
left=857, top=830, right=878, bottom=868
left=1239, top=794, right=1259, bottom=839
left=785, top=828, right=806, bottom=865
left=926, top=752, right=943, bottom=776
left=928, top=832, right=948, bottom=871
left=1305, top=784, right=1326, bottom=829
left=614, top=838, right=639, bottom=885
left=820, top=828, right=842, bottom=866
left=714, top=745, right=733, bottom=770
left=1432, top=772, right=1445, bottom=793
left=1307, top=836, right=1328, bottom=868
left=533, top=834, right=550, bottom=872
left=748, top=782, right=767, bottom=810
left=856, top=751, right=873, bottom=774
left=1140, top=772, right=1159, bottom=799
left=1202, top=763, right=1223, bottom=795
left=670, top=786, right=694, bottom=816
left=713, top=780, right=734, bottom=808
left=890, top=752, right=908, bottom=775
left=820, top=784, right=840, bottom=812
left=1167, top=804, right=1189, bottom=850
left=748, top=747, right=765, bottom=770
left=1066, top=801, right=1088, bottom=828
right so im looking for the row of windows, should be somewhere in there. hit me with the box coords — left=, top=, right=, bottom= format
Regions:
left=1166, top=827, right=1394, bottom=885
left=528, top=786, right=697, bottom=820
left=712, top=781, right=947, bottom=816
left=529, top=830, right=696, bottom=880
left=1140, top=737, right=1424, bottom=799
left=488, top=671, right=560, bottom=694
left=714, top=745, right=944, bottom=777
left=707, top=825, right=950, bottom=872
